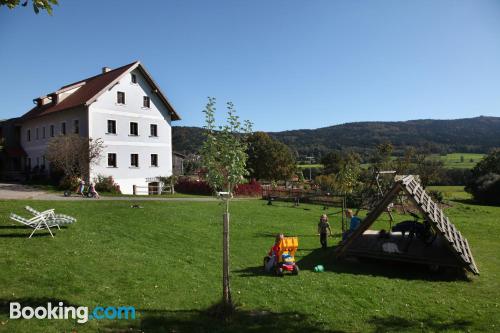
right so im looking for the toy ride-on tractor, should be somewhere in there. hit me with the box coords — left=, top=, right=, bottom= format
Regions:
left=263, top=236, right=299, bottom=276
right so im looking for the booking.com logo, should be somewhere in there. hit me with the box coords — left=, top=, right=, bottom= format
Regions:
left=10, top=302, right=136, bottom=324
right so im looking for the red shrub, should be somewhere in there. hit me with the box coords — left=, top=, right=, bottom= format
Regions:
left=235, top=179, right=262, bottom=197
left=175, top=178, right=213, bottom=195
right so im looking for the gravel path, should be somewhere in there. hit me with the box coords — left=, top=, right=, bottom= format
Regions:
left=0, top=183, right=244, bottom=201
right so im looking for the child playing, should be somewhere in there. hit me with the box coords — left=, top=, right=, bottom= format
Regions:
left=317, top=214, right=332, bottom=249
left=88, top=182, right=100, bottom=199
left=343, top=209, right=362, bottom=240
left=265, top=233, right=284, bottom=272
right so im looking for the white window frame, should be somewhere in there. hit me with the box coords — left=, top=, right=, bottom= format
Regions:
left=130, top=153, right=139, bottom=168
left=107, top=152, right=118, bottom=168
left=73, top=119, right=80, bottom=134
left=129, top=122, right=139, bottom=136
left=107, top=119, right=117, bottom=135
left=150, top=154, right=159, bottom=167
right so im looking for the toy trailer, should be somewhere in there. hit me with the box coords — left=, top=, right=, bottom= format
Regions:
left=335, top=175, right=479, bottom=275
left=278, top=237, right=299, bottom=275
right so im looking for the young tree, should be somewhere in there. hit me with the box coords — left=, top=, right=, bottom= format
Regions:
left=45, top=134, right=104, bottom=185
left=336, top=152, right=361, bottom=194
left=0, top=0, right=58, bottom=14
left=200, top=97, right=252, bottom=317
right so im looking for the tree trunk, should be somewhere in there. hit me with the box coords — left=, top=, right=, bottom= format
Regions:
left=222, top=199, right=232, bottom=315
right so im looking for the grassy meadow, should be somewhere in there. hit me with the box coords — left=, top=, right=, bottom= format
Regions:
left=428, top=153, right=484, bottom=169
left=0, top=195, right=499, bottom=332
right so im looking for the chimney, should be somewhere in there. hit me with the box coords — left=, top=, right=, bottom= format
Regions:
left=102, top=67, right=111, bottom=73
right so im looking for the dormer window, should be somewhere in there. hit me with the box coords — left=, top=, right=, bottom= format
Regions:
left=131, top=74, right=137, bottom=84
left=143, top=96, right=150, bottom=108
left=117, top=91, right=125, bottom=104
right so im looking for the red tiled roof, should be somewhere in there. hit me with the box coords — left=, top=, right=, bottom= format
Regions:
left=21, top=61, right=180, bottom=121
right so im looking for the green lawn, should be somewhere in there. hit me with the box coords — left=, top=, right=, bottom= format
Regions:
left=297, top=164, right=323, bottom=169
left=0, top=198, right=499, bottom=332
left=429, top=153, right=485, bottom=169
left=427, top=186, right=473, bottom=201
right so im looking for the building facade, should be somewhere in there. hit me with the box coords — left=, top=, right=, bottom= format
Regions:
left=5, top=61, right=180, bottom=194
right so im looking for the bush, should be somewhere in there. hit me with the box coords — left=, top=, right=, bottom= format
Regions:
left=175, top=178, right=213, bottom=195
left=466, top=173, right=500, bottom=205
left=234, top=179, right=262, bottom=196
left=58, top=176, right=79, bottom=191
left=466, top=149, right=500, bottom=205
left=428, top=190, right=444, bottom=204
left=94, top=175, right=121, bottom=194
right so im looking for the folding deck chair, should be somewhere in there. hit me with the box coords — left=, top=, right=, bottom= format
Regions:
left=9, top=213, right=55, bottom=238
left=25, top=206, right=77, bottom=229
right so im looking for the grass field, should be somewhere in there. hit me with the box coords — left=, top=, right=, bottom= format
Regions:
left=299, top=153, right=484, bottom=172
left=297, top=164, right=323, bottom=169
left=428, top=153, right=485, bottom=169
left=427, top=186, right=472, bottom=201
left=0, top=197, right=499, bottom=332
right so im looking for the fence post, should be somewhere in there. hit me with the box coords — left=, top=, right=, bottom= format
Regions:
left=133, top=185, right=136, bottom=195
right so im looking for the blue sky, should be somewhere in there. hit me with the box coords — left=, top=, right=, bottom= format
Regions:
left=1, top=0, right=500, bottom=131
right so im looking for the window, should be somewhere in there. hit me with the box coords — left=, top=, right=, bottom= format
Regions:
left=50, top=125, right=54, bottom=137
left=117, top=91, right=125, bottom=104
left=131, top=73, right=137, bottom=83
left=130, top=122, right=138, bottom=136
left=150, top=124, right=158, bottom=137
left=143, top=96, right=150, bottom=108
left=61, top=122, right=66, bottom=135
left=151, top=154, right=158, bottom=167
left=74, top=120, right=79, bottom=134
left=42, top=127, right=46, bottom=139
left=130, top=154, right=139, bottom=167
left=27, top=129, right=31, bottom=142
left=107, top=120, right=116, bottom=134
left=108, top=153, right=117, bottom=167
left=36, top=128, right=39, bottom=140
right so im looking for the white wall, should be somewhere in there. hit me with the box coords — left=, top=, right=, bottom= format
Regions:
left=88, top=68, right=173, bottom=194
left=21, top=106, right=88, bottom=172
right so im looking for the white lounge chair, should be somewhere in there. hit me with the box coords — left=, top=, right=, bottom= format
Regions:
left=25, top=206, right=77, bottom=228
left=9, top=213, right=54, bottom=238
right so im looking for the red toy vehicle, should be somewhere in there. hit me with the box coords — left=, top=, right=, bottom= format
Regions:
left=263, top=236, right=299, bottom=276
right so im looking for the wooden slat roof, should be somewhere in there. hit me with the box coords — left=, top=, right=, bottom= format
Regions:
left=335, top=175, right=479, bottom=275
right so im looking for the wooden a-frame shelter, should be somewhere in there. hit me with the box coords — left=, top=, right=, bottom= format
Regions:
left=335, top=175, right=479, bottom=275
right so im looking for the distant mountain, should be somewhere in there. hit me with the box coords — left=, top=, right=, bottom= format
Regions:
left=173, top=116, right=500, bottom=157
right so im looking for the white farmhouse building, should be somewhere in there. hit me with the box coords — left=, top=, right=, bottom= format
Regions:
left=18, top=61, right=180, bottom=194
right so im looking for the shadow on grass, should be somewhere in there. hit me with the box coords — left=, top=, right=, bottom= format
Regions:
left=367, top=314, right=472, bottom=333
left=103, top=307, right=346, bottom=333
left=233, top=265, right=275, bottom=278
left=296, top=247, right=470, bottom=282
left=452, top=198, right=500, bottom=207
left=0, top=232, right=56, bottom=238
left=254, top=232, right=318, bottom=239
left=0, top=225, right=67, bottom=230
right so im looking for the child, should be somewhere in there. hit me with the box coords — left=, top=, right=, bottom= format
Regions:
left=265, top=233, right=283, bottom=272
left=89, top=182, right=100, bottom=199
left=343, top=209, right=362, bottom=240
left=317, top=214, right=332, bottom=249
left=77, top=178, right=85, bottom=197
